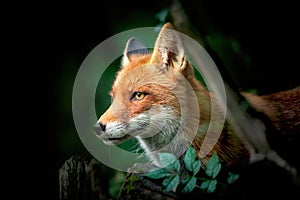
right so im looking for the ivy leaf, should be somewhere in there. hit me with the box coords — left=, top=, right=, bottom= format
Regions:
left=163, top=175, right=180, bottom=192
left=182, top=177, right=197, bottom=193
left=145, top=167, right=172, bottom=179
left=200, top=179, right=217, bottom=193
left=184, top=147, right=197, bottom=172
left=192, top=160, right=201, bottom=175
left=205, top=153, right=221, bottom=179
left=227, top=172, right=240, bottom=184
left=159, top=153, right=180, bottom=172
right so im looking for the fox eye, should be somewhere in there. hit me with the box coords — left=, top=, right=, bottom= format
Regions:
left=132, top=92, right=147, bottom=101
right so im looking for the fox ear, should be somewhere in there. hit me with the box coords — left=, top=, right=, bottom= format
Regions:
left=122, top=37, right=149, bottom=66
left=150, top=23, right=186, bottom=72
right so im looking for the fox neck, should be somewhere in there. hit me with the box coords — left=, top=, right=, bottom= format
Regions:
left=135, top=75, right=248, bottom=167
left=136, top=117, right=194, bottom=167
left=136, top=77, right=217, bottom=166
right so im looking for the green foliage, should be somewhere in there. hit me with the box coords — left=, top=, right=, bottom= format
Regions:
left=145, top=153, right=181, bottom=192
left=123, top=174, right=139, bottom=195
left=182, top=177, right=197, bottom=193
left=159, top=153, right=180, bottom=172
left=183, top=147, right=199, bottom=173
left=200, top=179, right=217, bottom=193
left=181, top=147, right=200, bottom=192
left=163, top=175, right=180, bottom=192
left=146, top=167, right=172, bottom=179
left=205, top=153, right=222, bottom=179
left=181, top=149, right=221, bottom=193
left=227, top=172, right=240, bottom=184
left=145, top=147, right=239, bottom=194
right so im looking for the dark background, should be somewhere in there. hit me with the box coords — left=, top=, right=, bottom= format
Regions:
left=28, top=0, right=300, bottom=199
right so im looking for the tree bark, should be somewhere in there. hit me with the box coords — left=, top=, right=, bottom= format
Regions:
left=59, top=154, right=111, bottom=200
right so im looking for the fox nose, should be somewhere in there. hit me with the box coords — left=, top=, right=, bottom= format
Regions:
left=93, top=122, right=106, bottom=136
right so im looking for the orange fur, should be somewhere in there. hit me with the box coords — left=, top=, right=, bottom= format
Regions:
left=95, top=23, right=299, bottom=168
left=241, top=87, right=300, bottom=134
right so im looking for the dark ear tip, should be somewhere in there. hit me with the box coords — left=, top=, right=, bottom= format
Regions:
left=126, top=37, right=143, bottom=47
left=127, top=37, right=138, bottom=43
left=125, top=37, right=149, bottom=56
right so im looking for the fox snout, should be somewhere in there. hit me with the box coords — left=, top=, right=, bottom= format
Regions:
left=93, top=122, right=106, bottom=136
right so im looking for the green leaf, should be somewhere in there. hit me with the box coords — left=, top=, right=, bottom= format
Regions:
left=200, top=179, right=209, bottom=190
left=162, top=175, right=173, bottom=187
left=159, top=153, right=180, bottom=172
left=159, top=153, right=177, bottom=166
left=163, top=175, right=180, bottom=192
left=207, top=180, right=217, bottom=193
left=192, top=160, right=201, bottom=175
left=205, top=153, right=221, bottom=179
left=145, top=167, right=172, bottom=179
left=227, top=172, right=240, bottom=184
left=170, top=159, right=181, bottom=172
left=184, top=147, right=197, bottom=172
left=200, top=180, right=217, bottom=193
left=182, top=177, right=197, bottom=193
left=212, top=163, right=221, bottom=179
left=181, top=176, right=191, bottom=185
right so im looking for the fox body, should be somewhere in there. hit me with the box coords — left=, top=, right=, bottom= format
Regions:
left=94, top=23, right=300, bottom=168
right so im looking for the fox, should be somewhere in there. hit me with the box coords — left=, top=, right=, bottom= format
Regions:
left=94, top=23, right=300, bottom=169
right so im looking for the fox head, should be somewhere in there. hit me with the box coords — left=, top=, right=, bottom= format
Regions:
left=94, top=23, right=211, bottom=166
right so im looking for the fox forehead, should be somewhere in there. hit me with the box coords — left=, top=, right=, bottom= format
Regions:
left=112, top=54, right=175, bottom=96
left=113, top=54, right=151, bottom=91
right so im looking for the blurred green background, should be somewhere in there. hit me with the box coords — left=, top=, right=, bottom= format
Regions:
left=38, top=0, right=300, bottom=199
